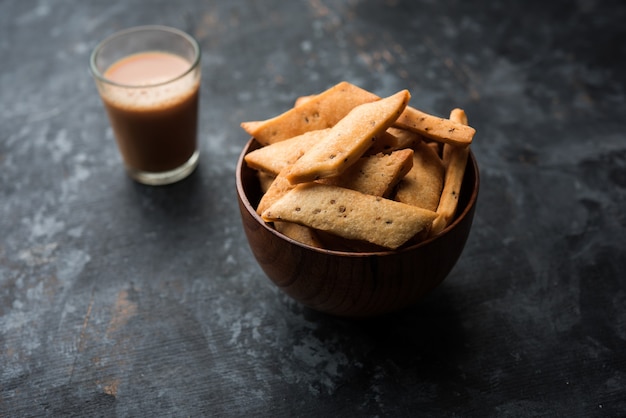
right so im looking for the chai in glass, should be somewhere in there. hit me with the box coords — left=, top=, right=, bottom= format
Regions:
left=91, top=26, right=201, bottom=185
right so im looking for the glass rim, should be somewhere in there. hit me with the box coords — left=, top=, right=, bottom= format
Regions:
left=89, top=25, right=201, bottom=89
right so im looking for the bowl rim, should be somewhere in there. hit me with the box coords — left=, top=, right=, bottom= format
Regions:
left=236, top=137, right=480, bottom=257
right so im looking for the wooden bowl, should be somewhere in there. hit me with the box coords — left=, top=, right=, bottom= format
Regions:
left=236, top=138, right=480, bottom=317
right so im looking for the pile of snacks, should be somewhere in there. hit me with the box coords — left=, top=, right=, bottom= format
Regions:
left=240, top=82, right=475, bottom=251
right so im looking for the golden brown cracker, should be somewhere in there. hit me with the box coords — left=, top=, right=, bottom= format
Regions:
left=320, top=148, right=414, bottom=198
left=294, top=95, right=316, bottom=107
left=245, top=129, right=330, bottom=175
left=426, top=141, right=443, bottom=158
left=394, top=106, right=475, bottom=146
left=284, top=90, right=411, bottom=184
left=256, top=169, right=296, bottom=216
left=240, top=121, right=263, bottom=136
left=262, top=183, right=437, bottom=250
left=366, top=127, right=422, bottom=155
left=256, top=171, right=275, bottom=193
left=430, top=108, right=470, bottom=236
left=315, top=230, right=388, bottom=253
left=448, top=107, right=469, bottom=126
left=394, top=141, right=445, bottom=212
left=386, top=127, right=423, bottom=149
left=240, top=81, right=379, bottom=145
left=274, top=221, right=324, bottom=248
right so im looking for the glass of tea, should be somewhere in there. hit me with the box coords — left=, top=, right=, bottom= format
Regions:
left=90, top=26, right=201, bottom=186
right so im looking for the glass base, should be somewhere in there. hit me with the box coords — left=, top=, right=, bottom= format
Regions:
left=126, top=150, right=199, bottom=186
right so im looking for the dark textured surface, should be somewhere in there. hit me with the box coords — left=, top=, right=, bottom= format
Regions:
left=1, top=0, right=625, bottom=416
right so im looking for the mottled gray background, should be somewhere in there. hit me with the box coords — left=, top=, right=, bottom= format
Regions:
left=1, top=0, right=625, bottom=416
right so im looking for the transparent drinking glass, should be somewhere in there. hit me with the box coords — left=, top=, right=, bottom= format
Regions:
left=90, top=25, right=201, bottom=185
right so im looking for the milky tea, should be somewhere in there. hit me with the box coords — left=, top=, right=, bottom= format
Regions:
left=91, top=26, right=201, bottom=185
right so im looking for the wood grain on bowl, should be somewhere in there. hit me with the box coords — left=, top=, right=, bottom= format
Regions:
left=236, top=138, right=479, bottom=317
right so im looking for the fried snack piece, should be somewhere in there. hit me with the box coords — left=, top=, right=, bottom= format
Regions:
left=245, top=127, right=403, bottom=177
left=257, top=171, right=275, bottom=193
left=363, top=130, right=402, bottom=155
left=262, top=183, right=437, bottom=250
left=387, top=127, right=423, bottom=149
left=426, top=140, right=443, bottom=158
left=394, top=106, right=475, bottom=147
left=294, top=95, right=315, bottom=107
left=314, top=148, right=414, bottom=250
left=257, top=148, right=412, bottom=223
left=284, top=90, right=411, bottom=184
left=253, top=135, right=409, bottom=219
left=443, top=108, right=469, bottom=164
left=429, top=108, right=470, bottom=236
left=241, top=120, right=262, bottom=133
left=315, top=230, right=388, bottom=253
left=245, top=129, right=331, bottom=175
left=255, top=136, right=412, bottom=217
left=256, top=169, right=296, bottom=216
left=256, top=163, right=324, bottom=248
left=394, top=141, right=445, bottom=212
left=266, top=82, right=476, bottom=147
left=274, top=220, right=324, bottom=248
left=320, top=148, right=414, bottom=198
left=241, top=81, right=379, bottom=145
left=366, top=127, right=422, bottom=155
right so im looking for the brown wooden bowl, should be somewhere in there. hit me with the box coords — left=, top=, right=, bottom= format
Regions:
left=236, top=138, right=480, bottom=317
